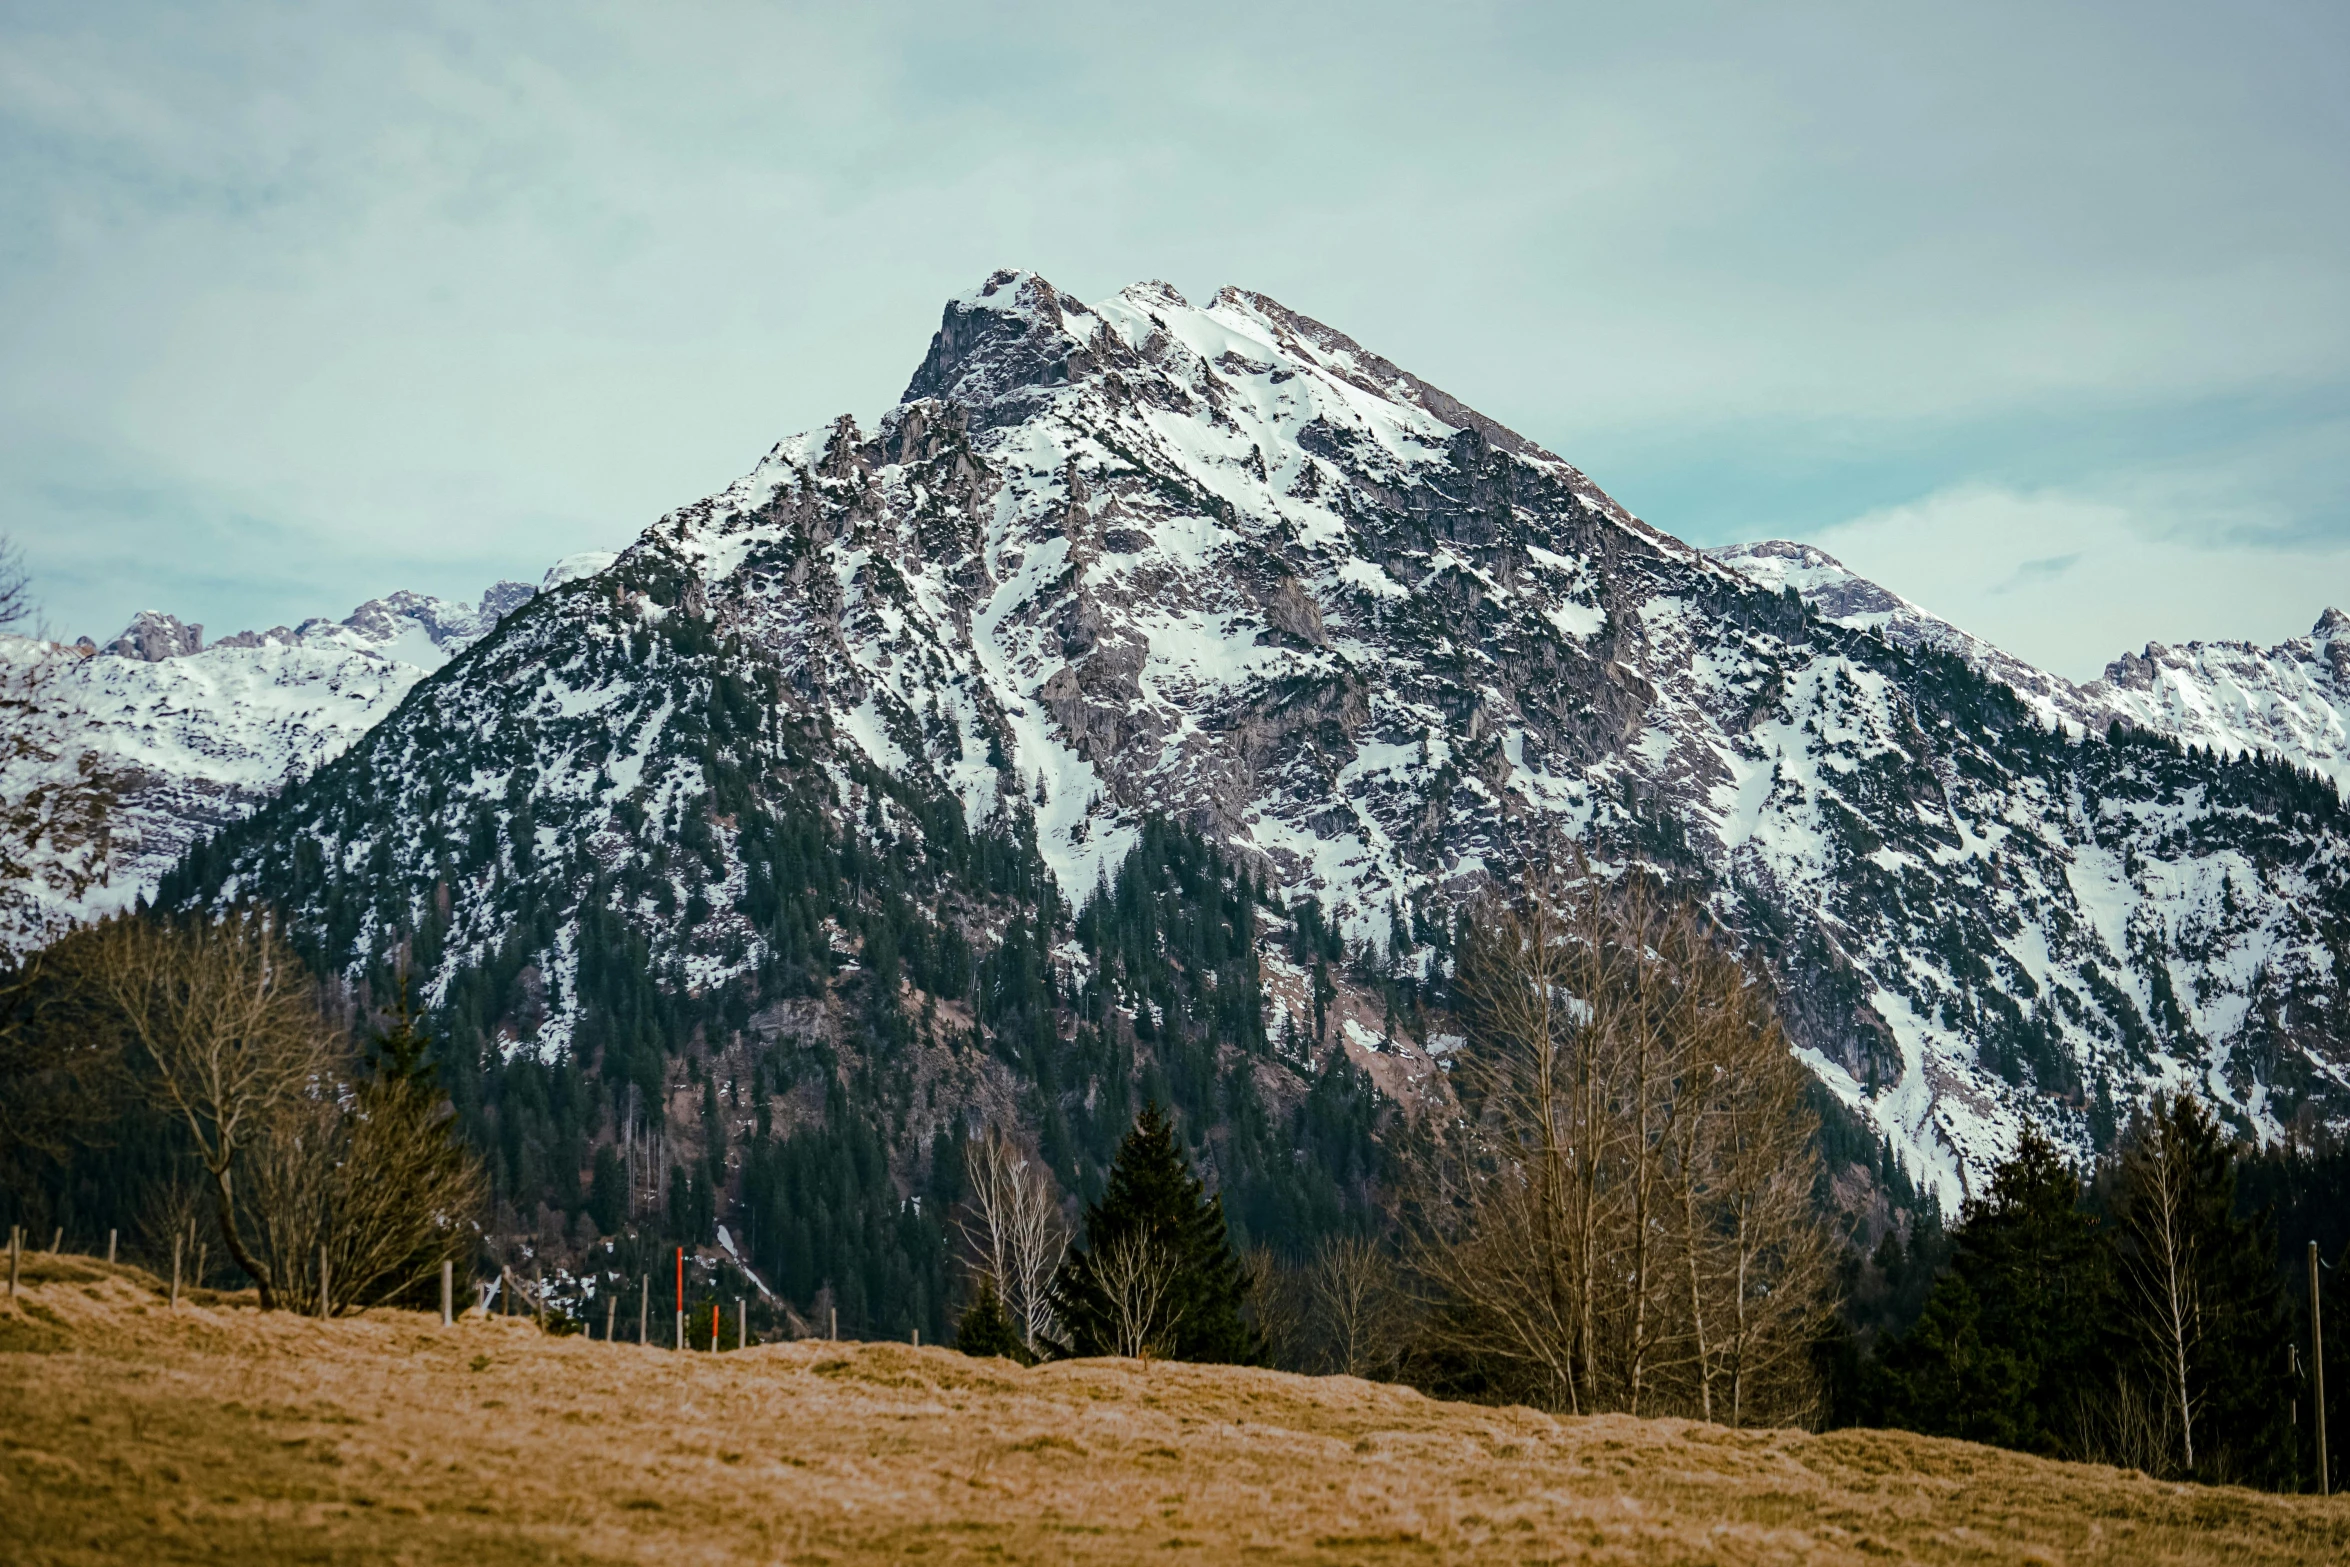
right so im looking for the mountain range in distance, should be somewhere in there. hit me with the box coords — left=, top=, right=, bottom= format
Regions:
left=54, top=541, right=2347, bottom=941
left=21, top=269, right=2350, bottom=1204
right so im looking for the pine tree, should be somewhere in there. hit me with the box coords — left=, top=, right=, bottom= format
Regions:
left=367, top=979, right=436, bottom=1090
left=1051, top=1104, right=1256, bottom=1363
left=955, top=1277, right=1030, bottom=1362
left=1873, top=1125, right=2111, bottom=1454
left=587, top=1145, right=627, bottom=1236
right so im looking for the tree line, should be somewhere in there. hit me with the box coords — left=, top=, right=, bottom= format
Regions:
left=940, top=863, right=2341, bottom=1498
left=0, top=908, right=480, bottom=1312
left=945, top=864, right=1837, bottom=1436
left=1826, top=1099, right=2339, bottom=1491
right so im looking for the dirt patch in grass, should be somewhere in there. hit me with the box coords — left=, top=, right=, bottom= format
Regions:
left=0, top=1271, right=2343, bottom=1564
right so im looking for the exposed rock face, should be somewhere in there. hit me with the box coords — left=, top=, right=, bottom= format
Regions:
left=105, top=611, right=203, bottom=661
left=144, top=272, right=2350, bottom=1202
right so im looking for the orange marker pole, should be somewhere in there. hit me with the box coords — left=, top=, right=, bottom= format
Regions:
left=675, top=1247, right=684, bottom=1351
left=711, top=1301, right=720, bottom=1353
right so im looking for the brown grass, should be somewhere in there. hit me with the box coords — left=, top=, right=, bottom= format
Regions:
left=3, top=1261, right=2344, bottom=1564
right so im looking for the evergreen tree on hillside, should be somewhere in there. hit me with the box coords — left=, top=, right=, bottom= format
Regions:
left=1051, top=1104, right=1256, bottom=1363
left=1873, top=1125, right=2111, bottom=1453
left=2108, top=1092, right=2295, bottom=1486
left=954, top=1276, right=1030, bottom=1362
left=366, top=980, right=436, bottom=1091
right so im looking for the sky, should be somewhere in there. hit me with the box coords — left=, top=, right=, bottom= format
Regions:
left=3, top=1, right=2344, bottom=679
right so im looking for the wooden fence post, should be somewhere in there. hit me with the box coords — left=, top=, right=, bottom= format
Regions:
left=50, top=1227, right=61, bottom=1253
left=441, top=1259, right=454, bottom=1326
left=605, top=1292, right=616, bottom=1342
left=638, top=1276, right=648, bottom=1346
left=171, top=1236, right=181, bottom=1308
left=2316, top=1240, right=2330, bottom=1498
left=9, top=1225, right=18, bottom=1298
left=106, top=1229, right=117, bottom=1265
left=318, top=1245, right=330, bottom=1320
left=830, top=1306, right=837, bottom=1342
left=738, top=1297, right=746, bottom=1352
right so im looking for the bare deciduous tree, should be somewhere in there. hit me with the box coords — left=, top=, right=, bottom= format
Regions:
left=2113, top=1093, right=2206, bottom=1473
left=1695, top=1010, right=1835, bottom=1427
left=241, top=1058, right=485, bottom=1316
left=1409, top=863, right=1834, bottom=1426
left=1245, top=1246, right=1307, bottom=1367
left=139, top=1165, right=211, bottom=1283
left=1092, top=1230, right=1181, bottom=1359
left=1304, top=1235, right=1409, bottom=1379
left=959, top=1125, right=1069, bottom=1356
left=75, top=908, right=325, bottom=1307
left=326, top=1068, right=485, bottom=1309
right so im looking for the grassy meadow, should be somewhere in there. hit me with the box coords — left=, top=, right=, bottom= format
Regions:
left=2, top=1256, right=2344, bottom=1564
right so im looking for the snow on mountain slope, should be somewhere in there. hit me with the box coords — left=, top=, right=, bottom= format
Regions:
left=2089, top=613, right=2350, bottom=790
left=1712, top=541, right=2350, bottom=793
left=9, top=575, right=564, bottom=940
left=166, top=271, right=2350, bottom=1204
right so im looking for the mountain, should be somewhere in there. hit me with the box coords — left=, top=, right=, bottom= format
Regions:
left=145, top=270, right=2349, bottom=1236
left=1713, top=540, right=2350, bottom=792
left=6, top=554, right=617, bottom=940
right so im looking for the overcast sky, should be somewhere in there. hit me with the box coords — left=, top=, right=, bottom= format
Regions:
left=4, top=2, right=2344, bottom=678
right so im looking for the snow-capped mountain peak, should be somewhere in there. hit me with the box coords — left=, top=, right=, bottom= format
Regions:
left=54, top=273, right=2350, bottom=1208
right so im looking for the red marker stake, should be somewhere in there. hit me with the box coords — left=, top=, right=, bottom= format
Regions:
left=711, top=1302, right=719, bottom=1353
left=675, top=1247, right=683, bottom=1350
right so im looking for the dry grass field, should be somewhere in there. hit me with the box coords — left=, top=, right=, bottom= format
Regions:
left=3, top=1257, right=2345, bottom=1565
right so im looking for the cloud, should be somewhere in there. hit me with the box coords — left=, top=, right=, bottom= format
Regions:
left=1991, top=554, right=2082, bottom=593
left=0, top=2, right=2345, bottom=645
left=1797, top=484, right=2348, bottom=679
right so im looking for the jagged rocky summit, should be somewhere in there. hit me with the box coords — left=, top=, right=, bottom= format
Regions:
left=147, top=269, right=2348, bottom=1202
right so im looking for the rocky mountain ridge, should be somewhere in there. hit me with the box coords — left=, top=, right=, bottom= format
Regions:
left=1713, top=540, right=2350, bottom=792
left=7, top=553, right=618, bottom=938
